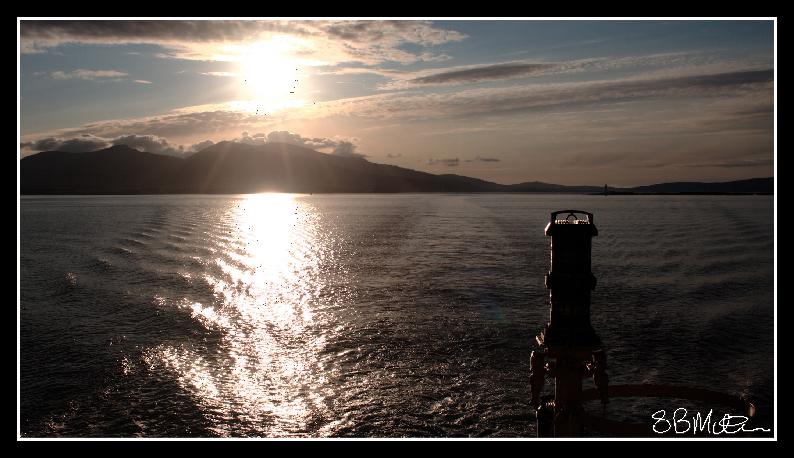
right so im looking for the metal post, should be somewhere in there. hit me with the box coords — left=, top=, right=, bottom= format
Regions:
left=528, top=210, right=759, bottom=437
left=530, top=210, right=607, bottom=437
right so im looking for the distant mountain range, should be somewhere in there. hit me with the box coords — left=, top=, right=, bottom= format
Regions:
left=20, top=142, right=774, bottom=195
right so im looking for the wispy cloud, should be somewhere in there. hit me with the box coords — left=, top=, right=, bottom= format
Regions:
left=50, top=69, right=128, bottom=80
left=200, top=71, right=238, bottom=77
left=428, top=158, right=460, bottom=166
left=315, top=67, right=408, bottom=78
left=133, top=79, right=153, bottom=84
left=28, top=106, right=270, bottom=141
left=324, top=69, right=773, bottom=120
left=387, top=62, right=559, bottom=88
left=378, top=52, right=770, bottom=90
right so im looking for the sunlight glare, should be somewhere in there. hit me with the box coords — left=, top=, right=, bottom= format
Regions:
left=239, top=39, right=305, bottom=113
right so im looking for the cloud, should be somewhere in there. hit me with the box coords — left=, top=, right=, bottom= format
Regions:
left=558, top=143, right=773, bottom=170
left=237, top=131, right=268, bottom=144
left=20, top=20, right=302, bottom=50
left=322, top=20, right=462, bottom=46
left=454, top=156, right=501, bottom=165
left=325, top=68, right=774, bottom=120
left=244, top=130, right=367, bottom=159
left=110, top=134, right=186, bottom=157
left=18, top=66, right=772, bottom=160
left=685, top=158, right=774, bottom=168
left=21, top=127, right=369, bottom=160
left=315, top=67, right=408, bottom=78
left=428, top=158, right=459, bottom=166
left=265, top=130, right=317, bottom=146
left=21, top=134, right=111, bottom=153
left=50, top=69, right=129, bottom=80
left=189, top=140, right=215, bottom=152
left=418, top=52, right=453, bottom=62
left=19, top=128, right=363, bottom=160
left=20, top=20, right=467, bottom=65
left=379, top=60, right=567, bottom=89
left=561, top=151, right=651, bottom=168
left=21, top=133, right=194, bottom=157
left=39, top=107, right=268, bottom=140
left=379, top=53, right=771, bottom=90
left=330, top=140, right=366, bottom=159
left=133, top=79, right=153, bottom=84
left=201, top=72, right=238, bottom=77
left=386, top=153, right=403, bottom=158
left=406, top=62, right=559, bottom=86
left=18, top=103, right=292, bottom=158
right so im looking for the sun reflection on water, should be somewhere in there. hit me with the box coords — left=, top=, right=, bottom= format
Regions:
left=144, top=193, right=334, bottom=436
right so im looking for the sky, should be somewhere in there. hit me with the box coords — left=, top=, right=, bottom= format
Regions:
left=19, top=19, right=774, bottom=187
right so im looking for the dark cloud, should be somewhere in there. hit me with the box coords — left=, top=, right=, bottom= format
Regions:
left=20, top=20, right=302, bottom=44
left=560, top=150, right=774, bottom=170
left=20, top=20, right=460, bottom=46
left=20, top=108, right=296, bottom=148
left=678, top=70, right=773, bottom=88
left=380, top=53, right=734, bottom=89
left=325, top=22, right=382, bottom=42
left=560, top=151, right=695, bottom=169
left=21, top=134, right=191, bottom=157
left=189, top=140, right=215, bottom=152
left=729, top=106, right=774, bottom=118
left=471, top=156, right=500, bottom=162
left=21, top=135, right=110, bottom=153
left=20, top=20, right=465, bottom=64
left=21, top=127, right=366, bottom=160
left=111, top=134, right=186, bottom=157
left=386, top=153, right=403, bottom=158
left=686, top=158, right=773, bottom=168
left=410, top=63, right=558, bottom=85
left=428, top=158, right=459, bottom=166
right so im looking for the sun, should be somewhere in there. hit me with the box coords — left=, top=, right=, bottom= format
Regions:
left=239, top=39, right=304, bottom=113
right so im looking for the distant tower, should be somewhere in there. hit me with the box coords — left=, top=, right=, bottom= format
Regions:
left=604, top=184, right=608, bottom=196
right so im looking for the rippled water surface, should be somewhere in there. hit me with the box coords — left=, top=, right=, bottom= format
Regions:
left=20, top=194, right=774, bottom=437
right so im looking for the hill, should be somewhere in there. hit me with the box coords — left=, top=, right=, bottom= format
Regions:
left=20, top=143, right=773, bottom=195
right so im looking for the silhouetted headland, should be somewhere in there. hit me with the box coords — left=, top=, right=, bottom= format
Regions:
left=20, top=142, right=774, bottom=195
